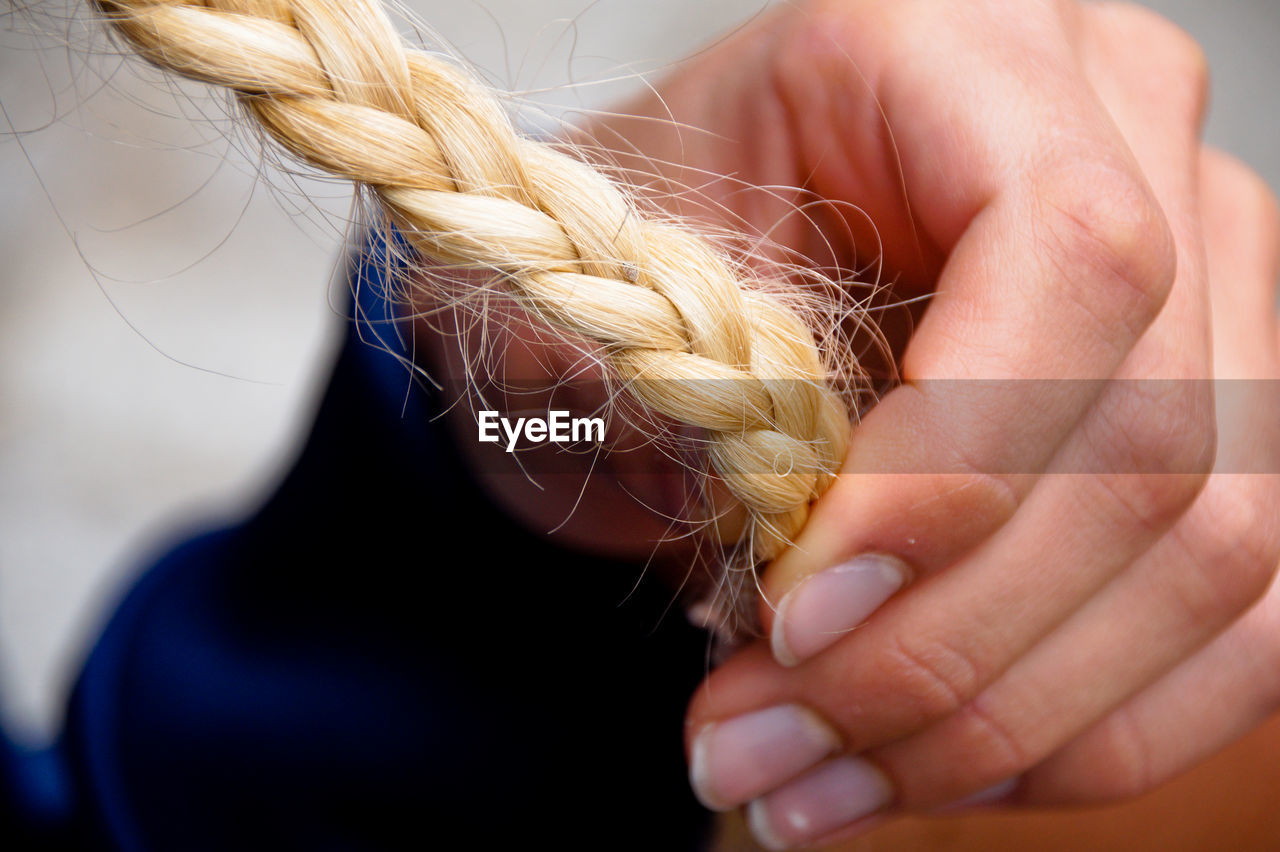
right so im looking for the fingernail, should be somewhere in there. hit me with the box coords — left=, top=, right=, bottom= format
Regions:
left=771, top=554, right=909, bottom=666
left=688, top=705, right=840, bottom=811
left=747, top=757, right=893, bottom=850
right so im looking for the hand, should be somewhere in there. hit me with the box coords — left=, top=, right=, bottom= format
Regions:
left=688, top=145, right=1280, bottom=847
left=584, top=1, right=1280, bottom=846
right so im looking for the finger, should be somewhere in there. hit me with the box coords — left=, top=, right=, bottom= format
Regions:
left=684, top=459, right=1209, bottom=814
left=1196, top=150, right=1280, bottom=378
left=761, top=2, right=1217, bottom=674
left=1030, top=571, right=1280, bottom=806
left=871, top=472, right=1280, bottom=807
left=687, top=10, right=1226, bottom=829
left=758, top=0, right=1182, bottom=645
left=857, top=147, right=1280, bottom=809
left=1075, top=1, right=1213, bottom=377
left=1020, top=565, right=1280, bottom=805
left=1015, top=148, right=1280, bottom=804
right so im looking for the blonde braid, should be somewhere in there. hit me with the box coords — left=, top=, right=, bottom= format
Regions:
left=95, top=0, right=853, bottom=567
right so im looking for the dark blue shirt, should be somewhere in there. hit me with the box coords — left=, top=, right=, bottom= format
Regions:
left=2, top=235, right=713, bottom=850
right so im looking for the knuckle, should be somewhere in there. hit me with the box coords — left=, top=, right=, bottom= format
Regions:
left=774, top=0, right=873, bottom=86
left=1176, top=479, right=1280, bottom=620
left=1095, top=703, right=1158, bottom=799
left=948, top=694, right=1033, bottom=780
left=1036, top=162, right=1177, bottom=336
left=923, top=390, right=1026, bottom=513
left=1091, top=3, right=1210, bottom=124
left=1085, top=383, right=1216, bottom=523
left=1117, top=380, right=1216, bottom=476
left=1092, top=472, right=1192, bottom=540
left=947, top=447, right=1023, bottom=525
left=1144, top=15, right=1210, bottom=122
left=881, top=632, right=984, bottom=724
left=889, top=385, right=1024, bottom=543
left=1242, top=169, right=1280, bottom=247
left=1249, top=182, right=1280, bottom=272
left=1175, top=39, right=1211, bottom=125
left=1205, top=150, right=1280, bottom=267
left=1247, top=583, right=1280, bottom=704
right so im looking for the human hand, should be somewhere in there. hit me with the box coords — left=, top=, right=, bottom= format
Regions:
left=687, top=144, right=1280, bottom=847
left=590, top=1, right=1280, bottom=846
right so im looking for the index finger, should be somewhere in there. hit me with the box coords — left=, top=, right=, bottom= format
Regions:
left=758, top=0, right=1179, bottom=628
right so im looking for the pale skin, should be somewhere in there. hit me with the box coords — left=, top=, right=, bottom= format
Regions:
left=416, top=0, right=1280, bottom=847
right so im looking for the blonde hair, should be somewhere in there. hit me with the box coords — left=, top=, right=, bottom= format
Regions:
left=93, top=0, right=862, bottom=622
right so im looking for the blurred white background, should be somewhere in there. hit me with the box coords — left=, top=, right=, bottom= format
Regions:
left=1, top=0, right=1278, bottom=741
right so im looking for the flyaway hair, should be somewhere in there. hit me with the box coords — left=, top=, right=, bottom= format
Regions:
left=92, top=0, right=861, bottom=623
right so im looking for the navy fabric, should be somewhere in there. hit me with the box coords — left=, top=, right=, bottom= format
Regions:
left=3, top=237, right=713, bottom=850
